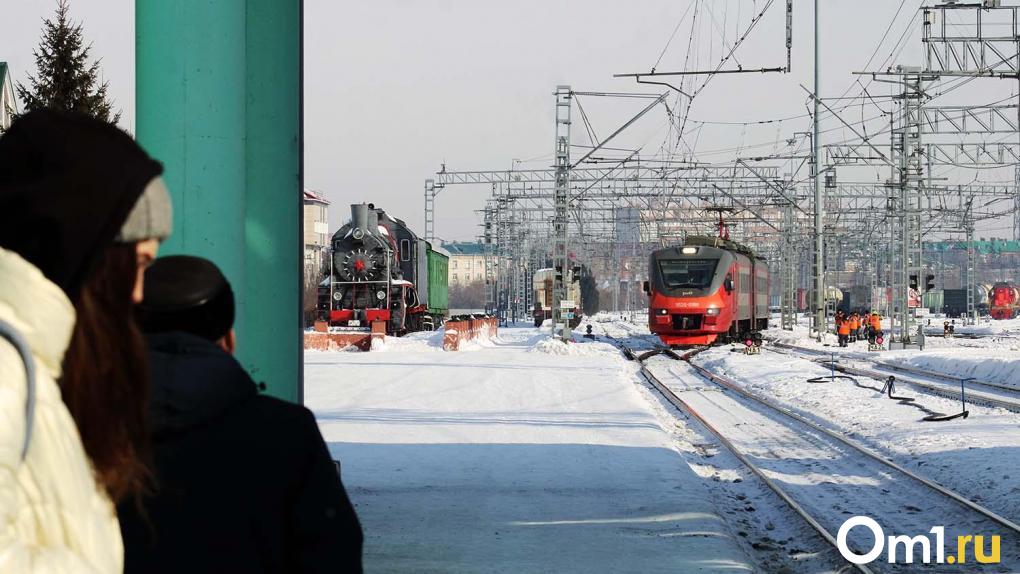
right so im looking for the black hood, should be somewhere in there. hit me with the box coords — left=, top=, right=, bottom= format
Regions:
left=0, top=109, right=163, bottom=297
left=146, top=331, right=257, bottom=438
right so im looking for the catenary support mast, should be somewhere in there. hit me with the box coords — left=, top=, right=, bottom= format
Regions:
left=813, top=0, right=825, bottom=341
left=552, top=86, right=573, bottom=341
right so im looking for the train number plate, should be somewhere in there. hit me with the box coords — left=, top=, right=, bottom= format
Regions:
left=348, top=320, right=362, bottom=327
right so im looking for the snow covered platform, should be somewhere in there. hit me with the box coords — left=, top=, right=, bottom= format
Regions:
left=306, top=327, right=754, bottom=572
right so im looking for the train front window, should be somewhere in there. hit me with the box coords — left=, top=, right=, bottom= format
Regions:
left=659, top=259, right=718, bottom=290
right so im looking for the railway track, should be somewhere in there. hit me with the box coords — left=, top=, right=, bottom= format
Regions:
left=920, top=329, right=1020, bottom=341
left=769, top=341, right=1020, bottom=414
left=619, top=343, right=1020, bottom=573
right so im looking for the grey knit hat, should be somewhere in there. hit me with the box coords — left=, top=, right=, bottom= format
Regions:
left=117, top=176, right=173, bottom=242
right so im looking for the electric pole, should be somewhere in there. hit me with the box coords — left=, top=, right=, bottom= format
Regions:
left=813, top=0, right=825, bottom=341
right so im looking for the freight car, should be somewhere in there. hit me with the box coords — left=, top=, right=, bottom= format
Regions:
left=943, top=287, right=991, bottom=317
left=323, top=203, right=448, bottom=334
left=644, top=235, right=768, bottom=347
left=838, top=286, right=871, bottom=314
left=943, top=288, right=967, bottom=317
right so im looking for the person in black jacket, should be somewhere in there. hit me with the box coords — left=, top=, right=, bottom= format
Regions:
left=118, top=255, right=363, bottom=573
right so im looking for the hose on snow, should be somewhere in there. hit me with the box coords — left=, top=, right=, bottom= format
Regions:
left=806, top=358, right=966, bottom=422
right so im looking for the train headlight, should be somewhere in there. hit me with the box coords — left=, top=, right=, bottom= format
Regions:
left=655, top=308, right=669, bottom=316
left=352, top=228, right=365, bottom=240
left=705, top=307, right=720, bottom=316
left=376, top=290, right=386, bottom=301
left=332, top=290, right=343, bottom=301
left=681, top=247, right=698, bottom=255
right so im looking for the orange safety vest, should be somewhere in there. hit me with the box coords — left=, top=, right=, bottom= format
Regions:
left=849, top=317, right=860, bottom=330
left=837, top=320, right=851, bottom=335
left=869, top=315, right=881, bottom=330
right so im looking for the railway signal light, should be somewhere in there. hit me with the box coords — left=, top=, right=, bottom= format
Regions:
left=909, top=274, right=918, bottom=290
left=925, top=274, right=935, bottom=292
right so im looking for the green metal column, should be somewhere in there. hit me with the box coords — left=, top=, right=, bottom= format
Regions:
left=243, top=0, right=303, bottom=402
left=136, top=0, right=302, bottom=403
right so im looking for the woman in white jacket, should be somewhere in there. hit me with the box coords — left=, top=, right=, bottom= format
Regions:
left=0, top=110, right=171, bottom=573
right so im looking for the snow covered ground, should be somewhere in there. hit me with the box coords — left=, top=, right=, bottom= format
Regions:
left=303, top=313, right=1020, bottom=571
left=305, top=326, right=755, bottom=573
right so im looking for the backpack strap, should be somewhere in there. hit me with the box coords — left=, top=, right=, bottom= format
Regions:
left=0, top=319, right=36, bottom=461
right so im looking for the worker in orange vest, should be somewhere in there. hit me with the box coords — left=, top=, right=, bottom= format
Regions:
left=867, top=312, right=883, bottom=344
left=848, top=313, right=861, bottom=343
left=869, top=312, right=882, bottom=332
left=837, top=316, right=851, bottom=347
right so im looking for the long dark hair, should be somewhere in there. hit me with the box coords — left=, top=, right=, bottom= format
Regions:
left=62, top=243, right=152, bottom=504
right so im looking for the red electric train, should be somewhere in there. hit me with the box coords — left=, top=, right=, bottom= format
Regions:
left=989, top=282, right=1020, bottom=320
left=644, top=236, right=769, bottom=347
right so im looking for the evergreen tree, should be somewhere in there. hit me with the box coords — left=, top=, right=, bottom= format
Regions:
left=16, top=0, right=120, bottom=124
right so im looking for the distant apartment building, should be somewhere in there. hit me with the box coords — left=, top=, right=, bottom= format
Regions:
left=0, top=62, right=17, bottom=130
left=443, top=242, right=487, bottom=284
left=303, top=188, right=330, bottom=278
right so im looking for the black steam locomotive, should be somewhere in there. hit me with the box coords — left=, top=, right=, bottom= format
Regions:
left=321, top=203, right=449, bottom=335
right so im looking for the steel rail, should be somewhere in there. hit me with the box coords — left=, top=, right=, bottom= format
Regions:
left=638, top=362, right=874, bottom=574
left=664, top=350, right=1020, bottom=537
left=605, top=334, right=1020, bottom=539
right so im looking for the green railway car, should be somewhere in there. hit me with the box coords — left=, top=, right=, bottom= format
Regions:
left=416, top=240, right=449, bottom=329
left=425, top=242, right=449, bottom=316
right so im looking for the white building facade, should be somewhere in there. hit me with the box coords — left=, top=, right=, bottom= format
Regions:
left=303, top=188, right=330, bottom=279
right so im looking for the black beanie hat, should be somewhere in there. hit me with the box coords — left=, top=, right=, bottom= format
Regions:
left=0, top=109, right=164, bottom=297
left=136, top=255, right=235, bottom=342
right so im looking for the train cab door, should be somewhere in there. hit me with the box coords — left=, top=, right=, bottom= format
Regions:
left=390, top=284, right=408, bottom=333
left=721, top=266, right=737, bottom=338
left=404, top=285, right=431, bottom=331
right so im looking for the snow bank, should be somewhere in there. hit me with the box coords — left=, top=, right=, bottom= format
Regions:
left=884, top=349, right=1020, bottom=389
left=530, top=337, right=621, bottom=358
left=362, top=331, right=443, bottom=353
left=952, top=317, right=1020, bottom=336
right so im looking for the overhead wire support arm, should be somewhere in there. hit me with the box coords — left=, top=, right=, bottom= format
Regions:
left=570, top=91, right=669, bottom=168
left=570, top=91, right=665, bottom=98
left=800, top=84, right=895, bottom=167
left=612, top=69, right=784, bottom=95
left=710, top=183, right=784, bottom=233
left=615, top=68, right=787, bottom=77
left=614, top=0, right=794, bottom=94
left=735, top=158, right=810, bottom=216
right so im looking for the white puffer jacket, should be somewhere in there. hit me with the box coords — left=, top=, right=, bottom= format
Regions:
left=0, top=247, right=123, bottom=573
